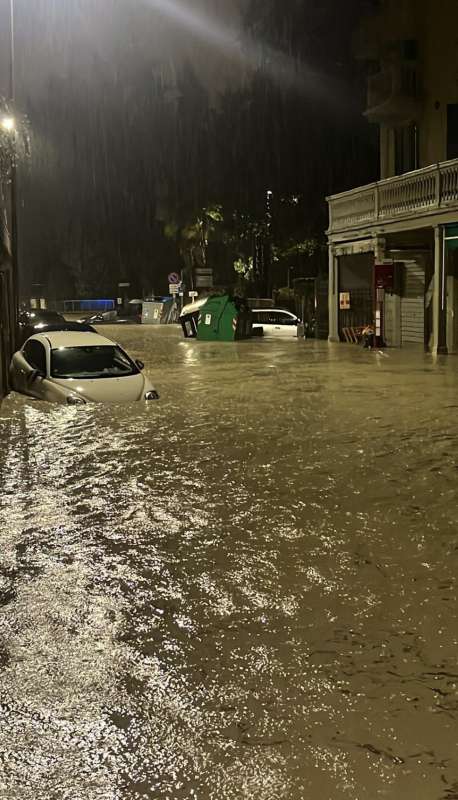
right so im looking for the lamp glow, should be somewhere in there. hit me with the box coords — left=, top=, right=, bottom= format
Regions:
left=1, top=116, right=15, bottom=132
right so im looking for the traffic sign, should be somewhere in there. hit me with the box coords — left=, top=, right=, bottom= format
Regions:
left=169, top=284, right=180, bottom=295
left=189, top=291, right=198, bottom=299
left=168, top=272, right=181, bottom=285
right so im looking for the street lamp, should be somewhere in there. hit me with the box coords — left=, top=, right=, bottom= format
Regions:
left=1, top=116, right=15, bottom=133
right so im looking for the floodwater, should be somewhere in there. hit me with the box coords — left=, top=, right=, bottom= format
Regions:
left=1, top=326, right=458, bottom=800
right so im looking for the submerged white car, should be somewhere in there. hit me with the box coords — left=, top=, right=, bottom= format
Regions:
left=10, top=330, right=159, bottom=404
left=251, top=308, right=300, bottom=337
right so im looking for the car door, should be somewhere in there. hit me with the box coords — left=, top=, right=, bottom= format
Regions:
left=251, top=311, right=263, bottom=331
left=21, top=339, right=48, bottom=398
left=260, top=311, right=277, bottom=335
left=272, top=311, right=298, bottom=336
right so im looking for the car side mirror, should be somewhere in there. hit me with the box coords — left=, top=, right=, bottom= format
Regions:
left=135, top=359, right=144, bottom=371
left=28, top=368, right=45, bottom=383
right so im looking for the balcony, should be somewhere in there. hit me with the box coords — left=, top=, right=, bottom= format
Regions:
left=328, top=159, right=458, bottom=236
left=365, top=61, right=420, bottom=123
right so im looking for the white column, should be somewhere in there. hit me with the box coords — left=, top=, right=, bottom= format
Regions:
left=328, top=246, right=339, bottom=342
left=432, top=225, right=447, bottom=355
left=446, top=272, right=455, bottom=353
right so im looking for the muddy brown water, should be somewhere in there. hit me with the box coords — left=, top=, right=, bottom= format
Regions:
left=1, top=326, right=458, bottom=799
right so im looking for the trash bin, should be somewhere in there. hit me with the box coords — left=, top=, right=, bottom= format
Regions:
left=180, top=298, right=208, bottom=338
left=142, top=302, right=164, bottom=325
left=197, top=295, right=252, bottom=342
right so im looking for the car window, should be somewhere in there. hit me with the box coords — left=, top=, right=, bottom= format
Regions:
left=266, top=312, right=285, bottom=324
left=252, top=311, right=269, bottom=324
left=23, top=340, right=47, bottom=373
left=51, top=345, right=138, bottom=379
left=39, top=311, right=64, bottom=322
left=276, top=312, right=297, bottom=325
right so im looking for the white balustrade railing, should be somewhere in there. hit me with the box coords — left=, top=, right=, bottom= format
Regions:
left=328, top=158, right=458, bottom=233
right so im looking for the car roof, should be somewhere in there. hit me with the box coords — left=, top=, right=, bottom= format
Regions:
left=28, top=330, right=115, bottom=348
left=22, top=308, right=64, bottom=318
left=252, top=308, right=297, bottom=314
left=30, top=322, right=96, bottom=333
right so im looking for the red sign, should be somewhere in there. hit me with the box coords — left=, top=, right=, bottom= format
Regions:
left=374, top=263, right=394, bottom=292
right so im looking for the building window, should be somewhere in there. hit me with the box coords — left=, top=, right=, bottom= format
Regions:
left=402, top=39, right=418, bottom=61
left=394, top=123, right=419, bottom=174
left=447, top=104, right=458, bottom=160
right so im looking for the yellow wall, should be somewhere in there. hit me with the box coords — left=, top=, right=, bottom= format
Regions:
left=418, top=0, right=458, bottom=167
left=376, top=0, right=458, bottom=176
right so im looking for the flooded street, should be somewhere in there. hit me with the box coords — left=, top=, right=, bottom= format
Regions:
left=2, top=326, right=458, bottom=799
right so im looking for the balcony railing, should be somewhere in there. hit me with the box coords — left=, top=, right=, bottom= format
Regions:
left=328, top=159, right=458, bottom=234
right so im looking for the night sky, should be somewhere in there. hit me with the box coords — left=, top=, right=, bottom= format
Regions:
left=0, top=0, right=377, bottom=299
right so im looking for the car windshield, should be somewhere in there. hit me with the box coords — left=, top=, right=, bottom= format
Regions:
left=51, top=345, right=138, bottom=379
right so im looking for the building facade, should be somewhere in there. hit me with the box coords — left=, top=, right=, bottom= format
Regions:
left=0, top=198, right=16, bottom=399
left=327, top=0, right=458, bottom=353
left=0, top=260, right=14, bottom=398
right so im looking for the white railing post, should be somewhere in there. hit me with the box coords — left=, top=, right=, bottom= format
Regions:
left=436, top=163, right=441, bottom=208
left=374, top=183, right=380, bottom=220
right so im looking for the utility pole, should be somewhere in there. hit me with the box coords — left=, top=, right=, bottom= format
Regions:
left=265, top=189, right=273, bottom=298
left=9, top=0, right=19, bottom=343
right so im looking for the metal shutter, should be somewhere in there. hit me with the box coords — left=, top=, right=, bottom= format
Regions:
left=401, top=261, right=424, bottom=344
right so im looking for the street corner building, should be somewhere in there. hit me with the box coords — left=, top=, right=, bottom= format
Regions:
left=327, top=0, right=458, bottom=355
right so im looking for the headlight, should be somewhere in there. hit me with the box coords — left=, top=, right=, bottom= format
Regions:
left=145, top=390, right=159, bottom=400
left=67, top=394, right=86, bottom=405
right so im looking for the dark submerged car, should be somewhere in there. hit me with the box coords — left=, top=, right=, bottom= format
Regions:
left=18, top=309, right=96, bottom=345
left=78, top=305, right=142, bottom=326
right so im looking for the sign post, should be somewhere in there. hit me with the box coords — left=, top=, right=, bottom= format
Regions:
left=374, top=263, right=394, bottom=347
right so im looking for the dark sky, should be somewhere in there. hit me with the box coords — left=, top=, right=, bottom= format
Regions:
left=1, top=0, right=256, bottom=296
left=0, top=0, right=376, bottom=298
left=12, top=0, right=250, bottom=101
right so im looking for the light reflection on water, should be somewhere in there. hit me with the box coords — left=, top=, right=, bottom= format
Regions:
left=1, top=326, right=458, bottom=799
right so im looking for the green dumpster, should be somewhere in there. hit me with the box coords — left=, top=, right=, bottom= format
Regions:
left=197, top=295, right=252, bottom=341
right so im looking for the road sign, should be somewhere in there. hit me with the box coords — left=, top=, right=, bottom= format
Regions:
left=169, top=284, right=180, bottom=295
left=118, top=282, right=130, bottom=288
left=189, top=291, right=198, bottom=299
left=168, top=272, right=181, bottom=285
left=339, top=292, right=350, bottom=310
left=196, top=276, right=213, bottom=288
